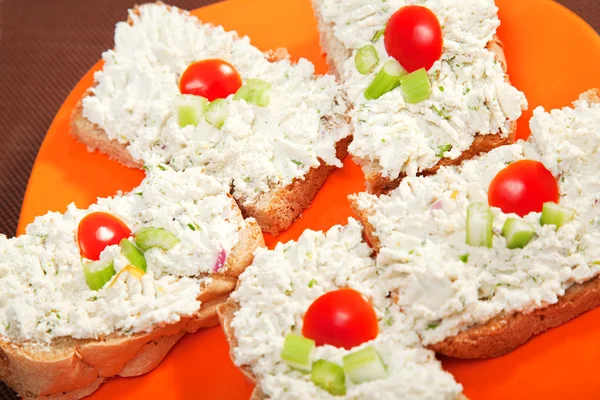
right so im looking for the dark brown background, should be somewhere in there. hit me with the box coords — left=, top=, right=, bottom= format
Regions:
left=0, top=0, right=598, bottom=399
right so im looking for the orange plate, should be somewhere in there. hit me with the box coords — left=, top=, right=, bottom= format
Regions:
left=17, top=0, right=600, bottom=398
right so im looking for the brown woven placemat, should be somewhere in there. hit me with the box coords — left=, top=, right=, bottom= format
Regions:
left=0, top=0, right=598, bottom=399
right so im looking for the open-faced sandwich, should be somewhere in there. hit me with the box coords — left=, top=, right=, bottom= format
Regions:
left=218, top=219, right=466, bottom=399
left=71, top=2, right=352, bottom=235
left=0, top=166, right=263, bottom=399
left=312, top=0, right=527, bottom=195
left=351, top=89, right=600, bottom=358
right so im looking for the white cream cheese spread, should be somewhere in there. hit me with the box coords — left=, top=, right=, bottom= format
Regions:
left=0, top=167, right=245, bottom=343
left=82, top=3, right=351, bottom=205
left=352, top=93, right=600, bottom=345
left=230, top=219, right=462, bottom=399
left=316, top=0, right=527, bottom=178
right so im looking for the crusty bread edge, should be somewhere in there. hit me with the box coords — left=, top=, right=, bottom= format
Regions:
left=350, top=87, right=600, bottom=360
left=0, top=202, right=265, bottom=399
left=217, top=299, right=266, bottom=400
left=239, top=134, right=352, bottom=236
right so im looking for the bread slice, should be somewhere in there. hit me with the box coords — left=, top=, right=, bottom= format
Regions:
left=70, top=3, right=352, bottom=236
left=0, top=197, right=264, bottom=400
left=312, top=0, right=518, bottom=196
left=219, top=299, right=469, bottom=400
left=349, top=89, right=600, bottom=359
left=223, top=299, right=474, bottom=400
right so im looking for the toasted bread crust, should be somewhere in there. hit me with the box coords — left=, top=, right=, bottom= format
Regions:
left=217, top=299, right=265, bottom=399
left=0, top=204, right=264, bottom=399
left=71, top=96, right=142, bottom=169
left=429, top=275, right=600, bottom=359
left=240, top=135, right=352, bottom=235
left=360, top=127, right=513, bottom=196
left=349, top=89, right=600, bottom=359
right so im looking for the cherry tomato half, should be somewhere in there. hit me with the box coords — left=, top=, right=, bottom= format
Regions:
left=179, top=59, right=242, bottom=101
left=78, top=212, right=132, bottom=261
left=488, top=160, right=560, bottom=217
left=384, top=5, right=443, bottom=73
left=302, top=288, right=378, bottom=350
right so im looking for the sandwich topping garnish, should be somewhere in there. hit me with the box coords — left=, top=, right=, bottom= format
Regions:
left=302, top=288, right=379, bottom=350
left=294, top=288, right=386, bottom=395
left=465, top=159, right=570, bottom=251
left=177, top=60, right=273, bottom=129
left=362, top=5, right=441, bottom=103
left=77, top=212, right=131, bottom=261
left=362, top=5, right=442, bottom=103
left=487, top=160, right=560, bottom=217
left=78, top=212, right=184, bottom=290
left=179, top=59, right=243, bottom=101
left=383, top=6, right=443, bottom=74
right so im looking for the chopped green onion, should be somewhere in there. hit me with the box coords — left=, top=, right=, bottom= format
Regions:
left=371, top=29, right=384, bottom=43
left=233, top=78, right=271, bottom=107
left=175, top=95, right=208, bottom=128
left=540, top=202, right=576, bottom=229
left=205, top=99, right=229, bottom=129
left=501, top=218, right=535, bottom=249
left=83, top=260, right=116, bottom=290
left=426, top=322, right=440, bottom=330
left=119, top=239, right=147, bottom=272
left=355, top=45, right=379, bottom=75
left=280, top=334, right=315, bottom=371
left=466, top=202, right=493, bottom=248
left=459, top=253, right=469, bottom=263
left=364, top=59, right=406, bottom=100
left=436, top=144, right=452, bottom=157
left=311, top=360, right=346, bottom=396
left=342, top=346, right=387, bottom=384
left=134, top=227, right=180, bottom=252
left=400, top=68, right=432, bottom=104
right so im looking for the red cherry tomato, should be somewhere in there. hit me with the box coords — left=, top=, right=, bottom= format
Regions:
left=488, top=160, right=559, bottom=217
left=179, top=59, right=242, bottom=101
left=78, top=212, right=132, bottom=261
left=302, top=288, right=378, bottom=350
left=384, top=6, right=443, bottom=73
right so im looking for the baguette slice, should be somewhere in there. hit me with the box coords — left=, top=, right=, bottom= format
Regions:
left=312, top=0, right=522, bottom=195
left=0, top=177, right=264, bottom=400
left=350, top=89, right=600, bottom=359
left=70, top=2, right=352, bottom=236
